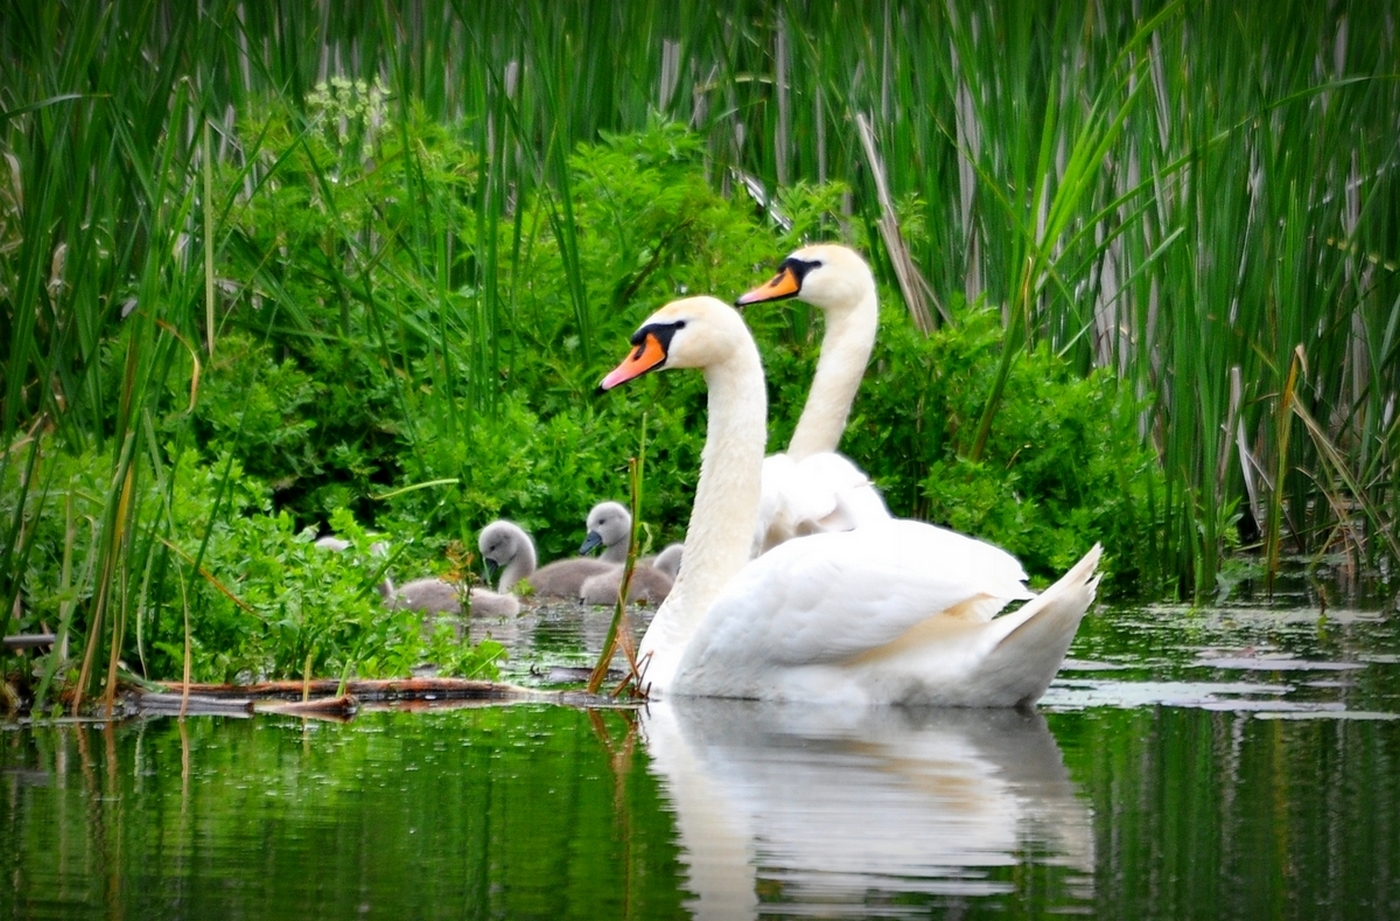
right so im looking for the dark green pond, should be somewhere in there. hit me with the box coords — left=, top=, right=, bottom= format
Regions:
left=4, top=594, right=1400, bottom=920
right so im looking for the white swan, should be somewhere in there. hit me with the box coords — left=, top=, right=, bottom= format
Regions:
left=736, top=244, right=891, bottom=553
left=738, top=243, right=879, bottom=459
left=599, top=295, right=1101, bottom=705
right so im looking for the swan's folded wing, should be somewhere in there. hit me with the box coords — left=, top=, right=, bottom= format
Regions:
left=755, top=454, right=835, bottom=553
left=799, top=452, right=891, bottom=532
left=689, top=519, right=1033, bottom=670
left=755, top=452, right=891, bottom=554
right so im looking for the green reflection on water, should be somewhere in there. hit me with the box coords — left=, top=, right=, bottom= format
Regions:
left=2, top=706, right=687, bottom=920
left=1053, top=707, right=1400, bottom=920
left=4, top=600, right=1400, bottom=920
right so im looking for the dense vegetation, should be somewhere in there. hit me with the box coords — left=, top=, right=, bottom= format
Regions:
left=2, top=2, right=1396, bottom=712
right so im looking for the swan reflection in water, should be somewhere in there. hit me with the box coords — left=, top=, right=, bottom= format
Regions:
left=642, top=699, right=1095, bottom=919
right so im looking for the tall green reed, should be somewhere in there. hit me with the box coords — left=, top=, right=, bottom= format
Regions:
left=729, top=0, right=1398, bottom=595
left=3, top=3, right=203, bottom=709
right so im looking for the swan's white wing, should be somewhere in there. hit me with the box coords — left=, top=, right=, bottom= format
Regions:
left=686, top=519, right=1033, bottom=673
left=754, top=454, right=832, bottom=554
left=796, top=452, right=891, bottom=532
left=754, top=452, right=892, bottom=555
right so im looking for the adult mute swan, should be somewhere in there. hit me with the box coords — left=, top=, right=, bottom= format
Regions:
left=738, top=243, right=879, bottom=460
left=600, top=295, right=1101, bottom=705
left=737, top=244, right=891, bottom=553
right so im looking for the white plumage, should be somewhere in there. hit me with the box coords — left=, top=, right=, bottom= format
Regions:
left=737, top=244, right=892, bottom=554
left=600, top=295, right=1101, bottom=706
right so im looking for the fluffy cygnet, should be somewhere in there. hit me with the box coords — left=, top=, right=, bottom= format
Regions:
left=477, top=518, right=611, bottom=600
left=379, top=576, right=521, bottom=619
left=577, top=501, right=633, bottom=563
left=649, top=542, right=684, bottom=579
left=578, top=562, right=674, bottom=606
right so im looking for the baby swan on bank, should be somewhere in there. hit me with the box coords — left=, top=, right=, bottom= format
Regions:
left=315, top=528, right=521, bottom=617
left=385, top=518, right=535, bottom=618
left=381, top=576, right=519, bottom=619
left=378, top=572, right=520, bottom=620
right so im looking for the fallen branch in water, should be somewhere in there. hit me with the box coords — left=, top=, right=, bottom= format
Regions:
left=137, top=692, right=255, bottom=716
left=151, top=677, right=626, bottom=709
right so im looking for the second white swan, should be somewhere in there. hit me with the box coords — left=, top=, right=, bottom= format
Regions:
left=737, top=244, right=891, bottom=553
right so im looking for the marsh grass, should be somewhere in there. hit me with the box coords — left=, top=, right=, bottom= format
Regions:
left=2, top=1, right=1397, bottom=706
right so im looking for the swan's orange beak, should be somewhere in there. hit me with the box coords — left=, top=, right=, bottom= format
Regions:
left=600, top=331, right=667, bottom=391
left=736, top=264, right=801, bottom=306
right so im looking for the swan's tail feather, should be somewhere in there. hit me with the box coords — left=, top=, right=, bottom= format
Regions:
left=978, top=544, right=1102, bottom=707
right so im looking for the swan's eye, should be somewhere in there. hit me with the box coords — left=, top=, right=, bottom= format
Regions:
left=777, top=256, right=821, bottom=287
left=675, top=320, right=687, bottom=330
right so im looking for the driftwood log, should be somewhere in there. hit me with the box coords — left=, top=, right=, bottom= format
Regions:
left=142, top=677, right=626, bottom=719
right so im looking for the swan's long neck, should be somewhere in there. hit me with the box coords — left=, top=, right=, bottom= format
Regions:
left=601, top=538, right=628, bottom=563
left=786, top=287, right=878, bottom=460
left=639, top=347, right=766, bottom=693
left=498, top=532, right=536, bottom=593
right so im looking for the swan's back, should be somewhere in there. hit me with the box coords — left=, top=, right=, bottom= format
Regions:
left=384, top=575, right=521, bottom=618
left=579, top=563, right=674, bottom=606
left=672, top=524, right=1098, bottom=706
left=651, top=543, right=685, bottom=579
left=754, top=452, right=890, bottom=555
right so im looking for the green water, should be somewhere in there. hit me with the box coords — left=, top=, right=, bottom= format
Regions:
left=4, top=600, right=1400, bottom=919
